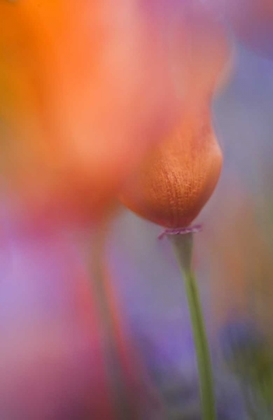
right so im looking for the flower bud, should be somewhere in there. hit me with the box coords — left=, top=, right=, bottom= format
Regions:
left=120, top=9, right=232, bottom=228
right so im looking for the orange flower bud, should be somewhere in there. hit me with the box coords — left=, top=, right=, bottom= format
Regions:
left=120, top=108, right=223, bottom=228
left=120, top=9, right=232, bottom=228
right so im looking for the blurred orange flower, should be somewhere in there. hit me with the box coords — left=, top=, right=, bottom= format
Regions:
left=0, top=0, right=179, bottom=224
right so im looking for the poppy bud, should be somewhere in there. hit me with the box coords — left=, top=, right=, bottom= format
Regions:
left=120, top=108, right=222, bottom=228
left=120, top=10, right=232, bottom=228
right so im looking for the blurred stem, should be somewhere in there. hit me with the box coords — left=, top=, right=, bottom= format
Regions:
left=170, top=233, right=216, bottom=420
left=88, top=222, right=136, bottom=420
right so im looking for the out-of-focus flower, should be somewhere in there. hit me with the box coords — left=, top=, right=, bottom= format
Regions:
left=120, top=3, right=232, bottom=228
left=0, top=0, right=179, bottom=225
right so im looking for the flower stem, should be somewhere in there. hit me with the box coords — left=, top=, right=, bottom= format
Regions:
left=170, top=233, right=216, bottom=420
left=88, top=225, right=136, bottom=420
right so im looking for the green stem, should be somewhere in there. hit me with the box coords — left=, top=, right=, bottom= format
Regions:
left=170, top=233, right=216, bottom=420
